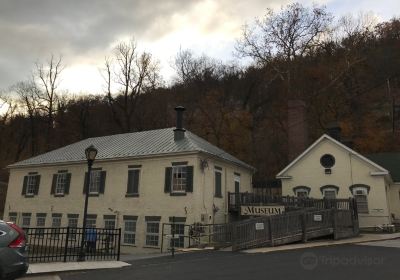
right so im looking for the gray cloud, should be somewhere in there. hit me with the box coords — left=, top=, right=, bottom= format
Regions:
left=1, top=0, right=395, bottom=91
left=0, top=0, right=196, bottom=89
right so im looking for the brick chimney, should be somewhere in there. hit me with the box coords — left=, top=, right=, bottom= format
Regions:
left=288, top=100, right=308, bottom=161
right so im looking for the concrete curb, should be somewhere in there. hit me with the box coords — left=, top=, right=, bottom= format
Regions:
left=242, top=233, right=400, bottom=254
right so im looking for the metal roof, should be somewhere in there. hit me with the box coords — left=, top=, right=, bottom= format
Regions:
left=8, top=128, right=254, bottom=170
left=366, top=153, right=400, bottom=183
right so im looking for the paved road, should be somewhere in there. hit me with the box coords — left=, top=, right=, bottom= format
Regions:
left=58, top=243, right=400, bottom=280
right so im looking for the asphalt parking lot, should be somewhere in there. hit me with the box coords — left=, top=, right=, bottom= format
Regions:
left=57, top=241, right=400, bottom=280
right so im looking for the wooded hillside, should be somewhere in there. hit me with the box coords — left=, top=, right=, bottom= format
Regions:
left=1, top=3, right=400, bottom=183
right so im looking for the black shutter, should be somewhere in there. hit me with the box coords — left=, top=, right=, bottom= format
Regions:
left=51, top=174, right=57, bottom=194
left=34, top=175, right=41, bottom=195
left=186, top=166, right=193, bottom=192
left=215, top=172, right=222, bottom=197
left=83, top=172, right=88, bottom=194
left=65, top=173, right=72, bottom=194
left=132, top=170, right=139, bottom=194
left=164, top=167, right=172, bottom=193
left=22, top=176, right=28, bottom=195
left=126, top=170, right=135, bottom=193
left=99, top=171, right=106, bottom=194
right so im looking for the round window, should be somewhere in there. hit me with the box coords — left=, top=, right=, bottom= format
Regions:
left=320, top=154, right=335, bottom=168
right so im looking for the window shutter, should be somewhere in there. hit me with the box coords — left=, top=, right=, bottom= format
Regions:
left=215, top=172, right=222, bottom=197
left=51, top=174, right=57, bottom=194
left=22, top=176, right=28, bottom=195
left=99, top=171, right=107, bottom=194
left=186, top=166, right=193, bottom=192
left=34, top=175, right=41, bottom=195
left=65, top=173, right=72, bottom=194
left=164, top=167, right=172, bottom=193
left=83, top=172, right=88, bottom=194
left=133, top=170, right=139, bottom=194
left=127, top=170, right=139, bottom=194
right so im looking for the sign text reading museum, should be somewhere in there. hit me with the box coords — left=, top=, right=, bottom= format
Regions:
left=241, top=205, right=285, bottom=216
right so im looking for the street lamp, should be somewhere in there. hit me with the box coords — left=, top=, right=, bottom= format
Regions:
left=78, top=145, right=98, bottom=261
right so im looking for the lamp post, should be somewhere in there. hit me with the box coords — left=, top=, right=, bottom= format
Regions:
left=78, top=145, right=98, bottom=262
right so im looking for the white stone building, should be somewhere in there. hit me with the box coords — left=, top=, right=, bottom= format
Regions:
left=4, top=111, right=254, bottom=253
left=277, top=134, right=400, bottom=229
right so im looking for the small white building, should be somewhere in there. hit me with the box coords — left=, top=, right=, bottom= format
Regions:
left=277, top=134, right=400, bottom=229
left=4, top=109, right=254, bottom=252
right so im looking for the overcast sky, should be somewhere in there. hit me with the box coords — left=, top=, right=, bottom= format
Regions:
left=0, top=0, right=399, bottom=94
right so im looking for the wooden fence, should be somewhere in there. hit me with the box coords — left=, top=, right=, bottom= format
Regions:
left=231, top=208, right=359, bottom=251
left=228, top=192, right=356, bottom=213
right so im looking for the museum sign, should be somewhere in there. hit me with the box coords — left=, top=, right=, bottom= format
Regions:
left=240, top=205, right=285, bottom=216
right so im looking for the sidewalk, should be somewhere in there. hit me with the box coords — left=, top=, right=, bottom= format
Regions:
left=24, top=251, right=177, bottom=276
left=26, top=260, right=131, bottom=275
left=243, top=232, right=400, bottom=254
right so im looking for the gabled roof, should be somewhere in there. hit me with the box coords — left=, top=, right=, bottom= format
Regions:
left=366, top=153, right=400, bottom=182
left=276, top=134, right=388, bottom=178
left=8, top=128, right=254, bottom=171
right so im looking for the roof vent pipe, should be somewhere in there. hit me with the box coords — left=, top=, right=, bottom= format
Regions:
left=174, top=106, right=186, bottom=141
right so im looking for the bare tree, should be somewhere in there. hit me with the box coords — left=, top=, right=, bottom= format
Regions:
left=12, top=81, right=41, bottom=156
left=103, top=39, right=161, bottom=132
left=173, top=49, right=223, bottom=84
left=236, top=3, right=332, bottom=97
left=0, top=91, right=17, bottom=127
left=236, top=3, right=332, bottom=62
left=34, top=55, right=64, bottom=149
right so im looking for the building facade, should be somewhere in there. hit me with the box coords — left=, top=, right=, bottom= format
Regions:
left=4, top=124, right=254, bottom=253
left=277, top=134, right=400, bottom=229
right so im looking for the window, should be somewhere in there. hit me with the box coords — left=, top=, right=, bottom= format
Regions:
left=165, top=165, right=193, bottom=194
left=296, top=190, right=309, bottom=198
left=36, top=213, right=46, bottom=237
left=215, top=168, right=222, bottom=198
left=86, top=215, right=97, bottom=228
left=89, top=170, right=101, bottom=194
left=104, top=215, right=116, bottom=229
left=293, top=186, right=311, bottom=198
left=320, top=154, right=335, bottom=168
left=21, top=213, right=31, bottom=228
left=145, top=217, right=160, bottom=247
left=172, top=166, right=187, bottom=193
left=170, top=217, right=186, bottom=248
left=56, top=173, right=66, bottom=194
left=126, top=168, right=140, bottom=196
left=22, top=173, right=40, bottom=197
left=349, top=185, right=370, bottom=214
left=8, top=212, right=17, bottom=224
left=123, top=216, right=137, bottom=245
left=320, top=185, right=339, bottom=199
left=27, top=176, right=37, bottom=195
left=68, top=214, right=79, bottom=240
left=323, top=190, right=336, bottom=199
left=52, top=172, right=71, bottom=196
left=51, top=214, right=62, bottom=239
